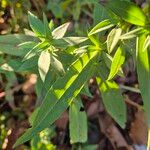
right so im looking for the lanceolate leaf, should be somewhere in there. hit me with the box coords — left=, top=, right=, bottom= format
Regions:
left=102, top=52, right=124, bottom=77
left=93, top=3, right=109, bottom=25
left=28, top=12, right=44, bottom=37
left=88, top=20, right=114, bottom=36
left=108, top=46, right=125, bottom=80
left=14, top=51, right=99, bottom=147
left=104, top=0, right=147, bottom=26
left=63, top=37, right=88, bottom=46
left=0, top=34, right=37, bottom=56
left=136, top=34, right=150, bottom=126
left=69, top=98, right=87, bottom=144
left=143, top=35, right=150, bottom=52
left=107, top=28, right=122, bottom=53
left=38, top=50, right=51, bottom=82
left=52, top=22, right=70, bottom=39
left=96, top=77, right=126, bottom=128
left=50, top=55, right=65, bottom=76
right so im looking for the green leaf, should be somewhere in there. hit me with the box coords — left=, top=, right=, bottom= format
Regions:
left=69, top=98, right=87, bottom=144
left=38, top=50, right=51, bottom=82
left=143, top=35, right=150, bottom=52
left=17, top=56, right=38, bottom=72
left=102, top=52, right=124, bottom=77
left=120, top=27, right=143, bottom=40
left=52, top=22, right=70, bottom=39
left=88, top=20, right=114, bottom=36
left=136, top=34, right=150, bottom=126
left=50, top=55, right=65, bottom=76
left=47, top=1, right=63, bottom=18
left=28, top=12, right=44, bottom=37
left=93, top=3, right=109, bottom=25
left=104, top=0, right=147, bottom=26
left=96, top=77, right=126, bottom=128
left=107, top=28, right=122, bottom=53
left=23, top=41, right=49, bottom=61
left=43, top=13, right=51, bottom=38
left=63, top=37, right=88, bottom=46
left=108, top=46, right=125, bottom=80
left=0, top=34, right=37, bottom=56
left=14, top=50, right=99, bottom=148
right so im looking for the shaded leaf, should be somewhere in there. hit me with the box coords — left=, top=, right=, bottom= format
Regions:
left=0, top=34, right=37, bottom=56
left=96, top=77, right=126, bottom=128
left=69, top=98, right=87, bottom=143
left=28, top=12, right=44, bottom=37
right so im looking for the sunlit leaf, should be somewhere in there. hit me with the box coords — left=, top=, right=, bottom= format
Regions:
left=14, top=50, right=99, bottom=147
left=108, top=46, right=125, bottom=80
left=88, top=20, right=114, bottom=36
left=136, top=34, right=150, bottom=126
left=38, top=50, right=51, bottom=82
left=104, top=0, right=147, bottom=26
left=107, top=28, right=122, bottom=53
left=63, top=37, right=88, bottom=46
left=52, top=22, right=70, bottom=39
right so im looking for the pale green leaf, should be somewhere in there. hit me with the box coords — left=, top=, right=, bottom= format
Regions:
left=96, top=77, right=126, bottom=128
left=52, top=22, right=70, bottom=39
left=108, top=46, right=125, bottom=80
left=107, top=28, right=122, bottom=53
left=88, top=20, right=114, bottom=36
left=38, top=51, right=51, bottom=82
left=63, top=37, right=88, bottom=46
left=50, top=55, right=65, bottom=76
left=69, top=98, right=87, bottom=144
left=120, top=27, right=143, bottom=40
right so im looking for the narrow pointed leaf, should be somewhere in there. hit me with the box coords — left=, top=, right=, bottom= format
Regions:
left=136, top=34, right=150, bottom=126
left=50, top=55, right=65, bottom=76
left=143, top=35, right=150, bottom=52
left=69, top=99, right=87, bottom=144
left=102, top=52, right=124, bottom=77
left=104, top=0, right=147, bottom=26
left=0, top=34, right=37, bottom=56
left=96, top=77, right=126, bottom=128
left=28, top=12, right=44, bottom=37
left=52, top=22, right=70, bottom=39
left=38, top=51, right=51, bottom=82
left=107, top=28, right=122, bottom=53
left=88, top=20, right=114, bottom=36
left=108, top=46, right=125, bottom=80
left=43, top=13, right=51, bottom=37
left=63, top=37, right=88, bottom=46
left=14, top=51, right=99, bottom=147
